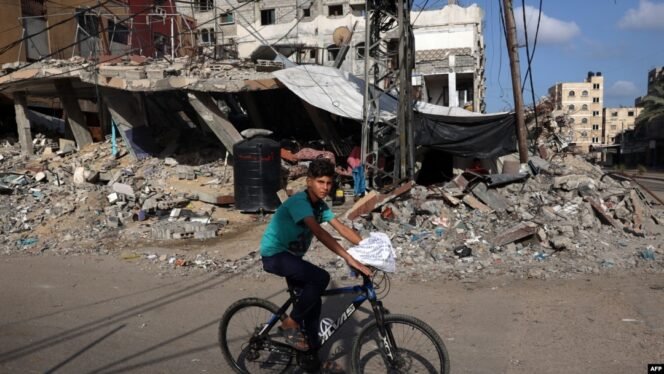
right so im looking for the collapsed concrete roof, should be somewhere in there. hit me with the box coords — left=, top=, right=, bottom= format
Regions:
left=0, top=56, right=280, bottom=97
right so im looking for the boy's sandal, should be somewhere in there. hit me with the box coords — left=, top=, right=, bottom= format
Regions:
left=278, top=326, right=310, bottom=351
left=321, top=360, right=344, bottom=374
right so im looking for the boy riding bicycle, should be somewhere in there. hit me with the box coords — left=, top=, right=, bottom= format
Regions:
left=260, top=158, right=372, bottom=368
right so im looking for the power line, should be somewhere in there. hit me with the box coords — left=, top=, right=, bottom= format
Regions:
left=521, top=0, right=539, bottom=136
left=1, top=4, right=156, bottom=77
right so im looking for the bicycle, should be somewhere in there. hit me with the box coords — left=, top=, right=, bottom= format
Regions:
left=218, top=270, right=450, bottom=373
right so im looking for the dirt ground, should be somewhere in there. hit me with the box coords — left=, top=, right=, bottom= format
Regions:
left=0, top=253, right=662, bottom=374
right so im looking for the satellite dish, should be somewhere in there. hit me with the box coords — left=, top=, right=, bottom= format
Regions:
left=332, top=26, right=351, bottom=46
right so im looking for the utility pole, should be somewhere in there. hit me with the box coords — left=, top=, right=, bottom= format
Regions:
left=502, top=0, right=528, bottom=163
left=361, top=0, right=414, bottom=186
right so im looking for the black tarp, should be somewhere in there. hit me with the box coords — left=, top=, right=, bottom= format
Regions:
left=414, top=111, right=517, bottom=158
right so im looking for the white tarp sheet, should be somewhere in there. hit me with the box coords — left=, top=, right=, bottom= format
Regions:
left=272, top=65, right=508, bottom=121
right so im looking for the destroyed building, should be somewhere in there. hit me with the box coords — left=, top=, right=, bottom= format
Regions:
left=622, top=66, right=664, bottom=168
left=176, top=0, right=486, bottom=112
left=0, top=0, right=196, bottom=65
left=548, top=72, right=605, bottom=156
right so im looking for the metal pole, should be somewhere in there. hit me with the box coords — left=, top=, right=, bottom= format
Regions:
left=361, top=1, right=372, bottom=175
left=502, top=0, right=528, bottom=163
left=170, top=17, right=175, bottom=59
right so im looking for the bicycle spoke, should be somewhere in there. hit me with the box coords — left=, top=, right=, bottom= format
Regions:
left=220, top=299, right=295, bottom=373
left=354, top=316, right=448, bottom=373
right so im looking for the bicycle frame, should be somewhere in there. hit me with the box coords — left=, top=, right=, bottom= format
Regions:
left=254, top=274, right=396, bottom=360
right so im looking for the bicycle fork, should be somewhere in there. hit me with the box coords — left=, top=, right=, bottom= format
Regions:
left=371, top=300, right=398, bottom=363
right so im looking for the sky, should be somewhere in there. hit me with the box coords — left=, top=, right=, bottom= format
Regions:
left=419, top=0, right=664, bottom=113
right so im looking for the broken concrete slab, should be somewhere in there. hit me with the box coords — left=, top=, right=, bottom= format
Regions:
left=550, top=235, right=573, bottom=250
left=470, top=183, right=509, bottom=212
left=73, top=167, right=86, bottom=185
left=111, top=182, right=135, bottom=198
left=196, top=191, right=234, bottom=206
left=59, top=138, right=76, bottom=154
left=492, top=222, right=538, bottom=247
left=630, top=190, right=646, bottom=233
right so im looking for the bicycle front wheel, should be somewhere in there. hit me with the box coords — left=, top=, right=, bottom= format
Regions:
left=219, top=298, right=294, bottom=374
left=351, top=314, right=450, bottom=374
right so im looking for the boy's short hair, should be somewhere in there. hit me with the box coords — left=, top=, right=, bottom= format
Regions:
left=307, top=158, right=335, bottom=178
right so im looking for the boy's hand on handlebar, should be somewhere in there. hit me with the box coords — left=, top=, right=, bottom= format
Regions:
left=347, top=257, right=373, bottom=277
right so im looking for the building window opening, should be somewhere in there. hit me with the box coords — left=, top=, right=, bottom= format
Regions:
left=351, top=4, right=365, bottom=16
left=327, top=44, right=340, bottom=62
left=592, top=124, right=599, bottom=130
left=220, top=12, right=234, bottom=24
left=581, top=104, right=588, bottom=111
left=592, top=137, right=599, bottom=143
left=355, top=42, right=365, bottom=59
left=76, top=9, right=99, bottom=36
left=582, top=90, right=589, bottom=97
left=628, top=111, right=635, bottom=116
left=593, top=97, right=599, bottom=103
left=303, top=7, right=311, bottom=17
left=261, top=9, right=276, bottom=25
left=593, top=111, right=599, bottom=117
left=568, top=104, right=575, bottom=111
left=593, top=83, right=600, bottom=89
left=568, top=90, right=575, bottom=97
left=108, top=19, right=129, bottom=44
left=328, top=5, right=343, bottom=16
left=200, top=28, right=216, bottom=44
left=582, top=118, right=588, bottom=124
left=195, top=0, right=213, bottom=12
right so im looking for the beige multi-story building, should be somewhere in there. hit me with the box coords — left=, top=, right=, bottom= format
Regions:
left=177, top=0, right=486, bottom=111
left=602, top=107, right=642, bottom=144
left=548, top=72, right=604, bottom=152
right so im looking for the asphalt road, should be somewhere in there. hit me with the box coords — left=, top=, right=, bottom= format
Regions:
left=0, top=254, right=663, bottom=374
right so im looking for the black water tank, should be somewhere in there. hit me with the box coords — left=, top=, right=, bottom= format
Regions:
left=233, top=137, right=282, bottom=212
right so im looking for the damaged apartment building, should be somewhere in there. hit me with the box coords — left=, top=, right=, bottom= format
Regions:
left=177, top=0, right=486, bottom=112
left=0, top=0, right=197, bottom=65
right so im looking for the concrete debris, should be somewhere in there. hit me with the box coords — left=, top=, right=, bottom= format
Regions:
left=0, top=123, right=662, bottom=281
left=0, top=134, right=235, bottom=257
left=332, top=152, right=663, bottom=281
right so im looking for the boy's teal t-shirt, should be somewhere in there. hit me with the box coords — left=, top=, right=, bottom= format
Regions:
left=260, top=191, right=335, bottom=257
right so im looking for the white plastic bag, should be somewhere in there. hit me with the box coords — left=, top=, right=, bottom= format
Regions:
left=347, top=232, right=397, bottom=273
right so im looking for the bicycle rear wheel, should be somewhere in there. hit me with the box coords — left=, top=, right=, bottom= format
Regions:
left=351, top=314, right=450, bottom=374
left=219, top=298, right=295, bottom=373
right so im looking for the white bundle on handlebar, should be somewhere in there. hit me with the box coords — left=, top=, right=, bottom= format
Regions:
left=347, top=232, right=396, bottom=273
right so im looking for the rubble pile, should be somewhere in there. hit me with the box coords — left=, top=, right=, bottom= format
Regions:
left=0, top=136, right=235, bottom=255
left=327, top=154, right=663, bottom=280
left=1, top=130, right=662, bottom=280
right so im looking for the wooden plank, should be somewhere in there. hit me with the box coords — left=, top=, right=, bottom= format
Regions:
left=492, top=222, right=538, bottom=246
left=13, top=92, right=33, bottom=155
left=55, top=80, right=93, bottom=149
left=440, top=190, right=461, bottom=206
left=188, top=92, right=242, bottom=153
left=585, top=197, right=622, bottom=229
left=463, top=194, right=492, bottom=213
